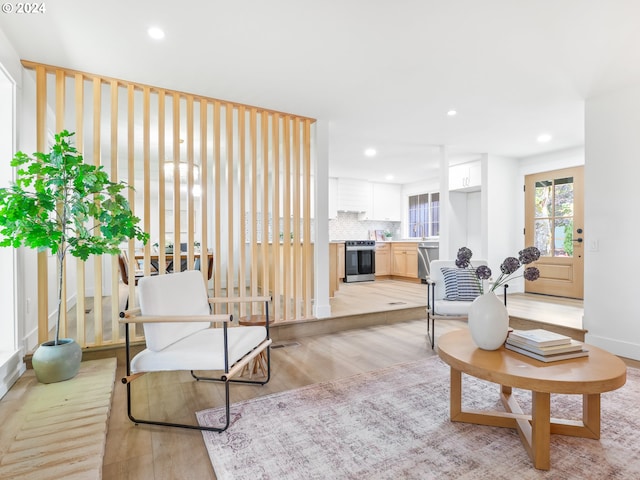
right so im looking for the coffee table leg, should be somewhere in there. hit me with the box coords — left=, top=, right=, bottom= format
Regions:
left=532, top=391, right=551, bottom=470
left=450, top=368, right=462, bottom=419
left=583, top=393, right=601, bottom=439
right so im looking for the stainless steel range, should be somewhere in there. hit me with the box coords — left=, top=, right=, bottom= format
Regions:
left=344, top=240, right=376, bottom=282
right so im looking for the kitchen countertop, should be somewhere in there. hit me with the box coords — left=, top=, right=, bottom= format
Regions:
left=329, top=239, right=439, bottom=243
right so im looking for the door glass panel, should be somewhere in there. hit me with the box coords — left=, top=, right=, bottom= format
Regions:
left=533, top=176, right=575, bottom=258
left=535, top=180, right=552, bottom=217
left=554, top=218, right=573, bottom=257
left=534, top=219, right=552, bottom=256
left=554, top=177, right=574, bottom=217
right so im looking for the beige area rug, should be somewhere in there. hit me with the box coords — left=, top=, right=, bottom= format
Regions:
left=0, top=358, right=117, bottom=479
left=197, top=356, right=640, bottom=480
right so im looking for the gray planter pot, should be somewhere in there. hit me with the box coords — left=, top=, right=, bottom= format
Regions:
left=31, top=338, right=82, bottom=384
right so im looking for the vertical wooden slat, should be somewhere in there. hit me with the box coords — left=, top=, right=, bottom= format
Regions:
left=142, top=86, right=152, bottom=281
left=250, top=108, right=258, bottom=299
left=272, top=113, right=281, bottom=318
left=25, top=62, right=319, bottom=349
left=109, top=80, right=120, bottom=341
left=213, top=101, right=222, bottom=301
left=303, top=119, right=313, bottom=317
left=282, top=116, right=291, bottom=320
left=92, top=77, right=103, bottom=345
left=261, top=112, right=270, bottom=308
left=54, top=70, right=65, bottom=130
left=172, top=94, right=181, bottom=274
left=36, top=65, right=48, bottom=344
left=55, top=70, right=67, bottom=339
left=292, top=117, right=301, bottom=319
left=126, top=84, right=136, bottom=302
left=226, top=104, right=234, bottom=298
left=75, top=73, right=86, bottom=346
left=126, top=84, right=136, bottom=341
left=238, top=106, right=246, bottom=313
left=186, top=95, right=195, bottom=271
left=158, top=90, right=166, bottom=275
left=199, top=100, right=209, bottom=286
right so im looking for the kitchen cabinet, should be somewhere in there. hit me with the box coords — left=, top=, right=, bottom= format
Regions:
left=449, top=161, right=481, bottom=192
left=329, top=242, right=345, bottom=296
left=391, top=242, right=419, bottom=278
left=337, top=178, right=372, bottom=213
left=371, top=183, right=402, bottom=221
left=375, top=242, right=391, bottom=276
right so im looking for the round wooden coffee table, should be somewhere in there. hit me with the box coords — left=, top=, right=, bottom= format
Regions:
left=437, top=329, right=627, bottom=470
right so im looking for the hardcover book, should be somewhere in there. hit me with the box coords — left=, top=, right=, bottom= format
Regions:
left=508, top=329, right=572, bottom=347
left=505, top=342, right=589, bottom=362
left=505, top=337, right=584, bottom=356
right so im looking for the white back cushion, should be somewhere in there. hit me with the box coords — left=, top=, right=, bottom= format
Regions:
left=429, top=259, right=487, bottom=301
left=138, top=270, right=211, bottom=351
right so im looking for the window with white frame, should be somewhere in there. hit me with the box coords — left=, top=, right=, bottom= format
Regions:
left=0, top=64, right=16, bottom=362
left=408, top=192, right=439, bottom=238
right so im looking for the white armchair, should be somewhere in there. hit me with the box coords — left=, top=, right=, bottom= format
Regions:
left=119, top=270, right=272, bottom=432
left=427, top=259, right=498, bottom=349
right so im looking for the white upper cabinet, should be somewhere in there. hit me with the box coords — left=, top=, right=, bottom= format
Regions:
left=337, top=178, right=372, bottom=213
left=333, top=178, right=402, bottom=220
left=371, top=182, right=402, bottom=221
left=449, top=161, right=481, bottom=192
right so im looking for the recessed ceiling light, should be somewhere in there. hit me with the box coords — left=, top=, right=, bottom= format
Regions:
left=148, top=26, right=165, bottom=40
left=537, top=134, right=552, bottom=143
left=447, top=110, right=457, bottom=116
left=385, top=174, right=394, bottom=181
left=364, top=148, right=376, bottom=157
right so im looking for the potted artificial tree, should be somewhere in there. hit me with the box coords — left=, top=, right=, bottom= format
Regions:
left=0, top=130, right=148, bottom=383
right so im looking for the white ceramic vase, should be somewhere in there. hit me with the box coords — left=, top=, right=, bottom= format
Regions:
left=468, top=292, right=510, bottom=350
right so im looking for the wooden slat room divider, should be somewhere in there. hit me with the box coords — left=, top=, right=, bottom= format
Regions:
left=24, top=61, right=316, bottom=349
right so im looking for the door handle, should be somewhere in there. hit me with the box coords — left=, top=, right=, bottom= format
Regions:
left=572, top=238, right=583, bottom=243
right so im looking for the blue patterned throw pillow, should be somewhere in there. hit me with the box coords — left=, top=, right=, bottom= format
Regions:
left=441, top=267, right=481, bottom=301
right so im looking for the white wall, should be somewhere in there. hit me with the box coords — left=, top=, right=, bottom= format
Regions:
left=447, top=191, right=470, bottom=254
left=313, top=120, right=330, bottom=318
left=519, top=146, right=584, bottom=175
left=483, top=154, right=521, bottom=291
left=584, top=84, right=640, bottom=361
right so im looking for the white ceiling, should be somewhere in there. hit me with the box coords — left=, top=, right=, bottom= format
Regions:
left=2, top=0, right=640, bottom=184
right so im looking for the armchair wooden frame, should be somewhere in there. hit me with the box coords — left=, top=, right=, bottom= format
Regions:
left=119, top=295, right=272, bottom=433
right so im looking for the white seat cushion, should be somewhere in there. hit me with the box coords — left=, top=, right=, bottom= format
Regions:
left=131, top=325, right=267, bottom=373
left=433, top=299, right=475, bottom=316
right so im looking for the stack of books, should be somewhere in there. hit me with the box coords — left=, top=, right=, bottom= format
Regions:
left=505, top=329, right=588, bottom=362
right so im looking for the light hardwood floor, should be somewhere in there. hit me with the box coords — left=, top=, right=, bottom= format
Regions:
left=102, top=318, right=464, bottom=479
left=101, top=310, right=637, bottom=479
left=3, top=279, right=632, bottom=479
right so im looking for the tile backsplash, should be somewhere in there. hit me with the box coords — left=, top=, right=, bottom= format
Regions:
left=329, top=212, right=401, bottom=241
